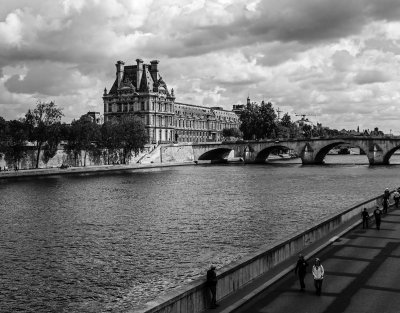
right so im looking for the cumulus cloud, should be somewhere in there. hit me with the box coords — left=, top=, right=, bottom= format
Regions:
left=353, top=69, right=391, bottom=84
left=0, top=0, right=400, bottom=132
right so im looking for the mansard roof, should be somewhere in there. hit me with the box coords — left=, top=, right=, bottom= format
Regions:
left=108, top=65, right=133, bottom=94
left=107, top=61, right=166, bottom=95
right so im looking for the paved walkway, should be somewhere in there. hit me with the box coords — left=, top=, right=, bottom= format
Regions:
left=205, top=206, right=400, bottom=313
left=0, top=162, right=192, bottom=179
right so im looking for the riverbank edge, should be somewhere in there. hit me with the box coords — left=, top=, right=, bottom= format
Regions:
left=0, top=162, right=197, bottom=179
left=135, top=193, right=386, bottom=313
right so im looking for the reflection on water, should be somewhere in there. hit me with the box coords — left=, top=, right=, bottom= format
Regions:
left=1, top=159, right=400, bottom=312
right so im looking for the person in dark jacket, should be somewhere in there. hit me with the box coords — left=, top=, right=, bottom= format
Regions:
left=374, top=207, right=382, bottom=230
left=382, top=197, right=389, bottom=214
left=383, top=188, right=390, bottom=214
left=294, top=254, right=309, bottom=291
left=361, top=208, right=370, bottom=229
left=206, top=265, right=218, bottom=308
left=384, top=188, right=390, bottom=200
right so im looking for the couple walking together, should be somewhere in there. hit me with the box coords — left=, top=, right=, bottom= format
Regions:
left=294, top=255, right=324, bottom=295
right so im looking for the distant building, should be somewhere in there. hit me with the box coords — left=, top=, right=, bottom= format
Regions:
left=85, top=111, right=103, bottom=124
left=103, top=59, right=240, bottom=143
left=369, top=127, right=385, bottom=137
left=232, top=104, right=245, bottom=115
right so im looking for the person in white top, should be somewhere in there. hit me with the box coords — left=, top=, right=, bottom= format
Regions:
left=312, top=258, right=324, bottom=295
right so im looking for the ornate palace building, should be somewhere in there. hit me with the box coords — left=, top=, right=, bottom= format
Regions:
left=103, top=59, right=240, bottom=143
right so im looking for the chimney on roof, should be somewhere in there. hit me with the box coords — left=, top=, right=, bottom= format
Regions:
left=150, top=60, right=159, bottom=75
left=115, top=60, right=125, bottom=88
left=136, top=58, right=144, bottom=90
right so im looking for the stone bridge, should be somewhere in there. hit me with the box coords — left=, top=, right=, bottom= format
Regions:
left=189, top=137, right=400, bottom=165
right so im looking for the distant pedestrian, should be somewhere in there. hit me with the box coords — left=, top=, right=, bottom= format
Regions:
left=374, top=207, right=382, bottom=230
left=382, top=197, right=389, bottom=214
left=393, top=190, right=400, bottom=208
left=384, top=188, right=390, bottom=200
left=312, top=258, right=324, bottom=296
left=361, top=208, right=370, bottom=229
left=294, top=254, right=308, bottom=291
left=206, top=265, right=218, bottom=309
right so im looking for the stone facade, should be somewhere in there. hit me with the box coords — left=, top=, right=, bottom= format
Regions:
left=103, top=59, right=240, bottom=143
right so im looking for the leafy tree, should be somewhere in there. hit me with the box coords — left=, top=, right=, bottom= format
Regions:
left=0, top=116, right=7, bottom=154
left=275, top=113, right=301, bottom=138
left=280, top=113, right=292, bottom=128
left=117, top=116, right=149, bottom=164
left=302, top=124, right=312, bottom=138
left=3, top=120, right=29, bottom=169
left=101, top=121, right=120, bottom=165
left=222, top=127, right=242, bottom=139
left=239, top=101, right=277, bottom=140
left=41, top=122, right=63, bottom=166
left=64, top=115, right=101, bottom=166
left=25, top=101, right=64, bottom=168
left=258, top=101, right=277, bottom=138
left=239, top=102, right=261, bottom=140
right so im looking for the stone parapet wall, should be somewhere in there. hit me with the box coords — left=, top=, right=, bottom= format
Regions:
left=136, top=194, right=383, bottom=313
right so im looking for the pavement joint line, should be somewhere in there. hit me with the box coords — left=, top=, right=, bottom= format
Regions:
left=218, top=219, right=362, bottom=313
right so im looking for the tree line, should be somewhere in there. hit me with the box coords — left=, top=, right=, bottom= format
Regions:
left=222, top=100, right=345, bottom=141
left=0, top=101, right=148, bottom=169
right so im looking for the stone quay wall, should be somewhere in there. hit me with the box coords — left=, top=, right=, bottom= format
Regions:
left=0, top=146, right=153, bottom=170
left=136, top=194, right=384, bottom=313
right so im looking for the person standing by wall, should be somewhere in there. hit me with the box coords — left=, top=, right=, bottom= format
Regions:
left=294, top=254, right=309, bottom=291
left=393, top=189, right=400, bottom=208
left=361, top=208, right=370, bottom=229
left=382, top=196, right=389, bottom=214
left=384, top=188, right=390, bottom=200
left=374, top=207, right=382, bottom=230
left=312, top=258, right=324, bottom=296
left=382, top=188, right=390, bottom=214
left=206, top=265, right=218, bottom=309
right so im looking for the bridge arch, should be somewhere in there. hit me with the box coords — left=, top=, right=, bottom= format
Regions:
left=198, top=148, right=233, bottom=161
left=383, top=145, right=400, bottom=164
left=255, top=145, right=292, bottom=163
left=311, top=141, right=368, bottom=164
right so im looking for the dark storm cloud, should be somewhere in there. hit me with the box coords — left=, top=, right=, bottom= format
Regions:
left=247, top=0, right=366, bottom=43
left=144, top=0, right=400, bottom=59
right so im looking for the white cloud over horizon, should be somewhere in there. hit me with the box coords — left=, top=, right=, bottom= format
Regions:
left=1, top=0, right=400, bottom=133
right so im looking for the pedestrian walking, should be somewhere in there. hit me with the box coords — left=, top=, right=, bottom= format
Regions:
left=206, top=265, right=218, bottom=309
left=312, top=258, right=324, bottom=296
left=374, top=207, right=382, bottom=230
left=294, top=254, right=308, bottom=291
left=361, top=208, right=370, bottom=229
left=393, top=190, right=400, bottom=208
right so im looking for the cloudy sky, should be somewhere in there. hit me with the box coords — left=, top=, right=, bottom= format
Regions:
left=1, top=0, right=400, bottom=133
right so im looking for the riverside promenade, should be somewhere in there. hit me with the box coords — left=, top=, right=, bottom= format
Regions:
left=0, top=162, right=194, bottom=179
left=206, top=206, right=400, bottom=313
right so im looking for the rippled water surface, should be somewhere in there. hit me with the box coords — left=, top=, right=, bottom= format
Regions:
left=2, top=155, right=400, bottom=312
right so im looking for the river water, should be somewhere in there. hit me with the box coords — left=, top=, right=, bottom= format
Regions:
left=1, top=154, right=400, bottom=312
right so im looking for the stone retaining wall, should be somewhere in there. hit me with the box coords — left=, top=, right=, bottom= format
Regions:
left=136, top=194, right=384, bottom=313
